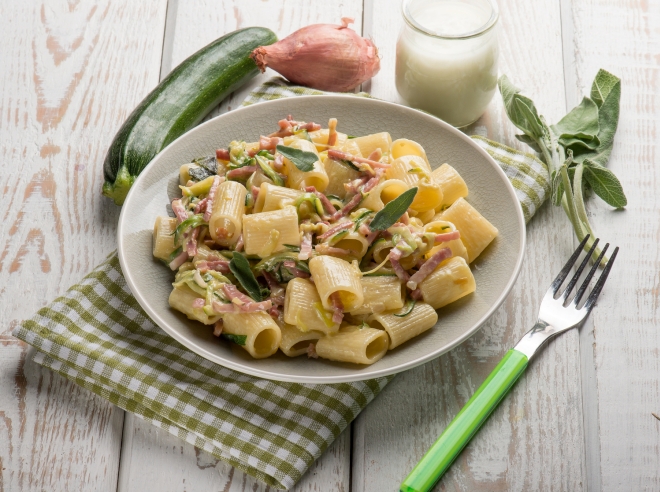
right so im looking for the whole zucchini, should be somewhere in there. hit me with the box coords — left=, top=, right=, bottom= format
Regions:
left=102, top=27, right=277, bottom=205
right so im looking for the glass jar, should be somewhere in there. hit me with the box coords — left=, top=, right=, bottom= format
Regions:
left=395, top=0, right=500, bottom=128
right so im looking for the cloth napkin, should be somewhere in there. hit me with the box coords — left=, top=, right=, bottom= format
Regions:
left=12, top=78, right=549, bottom=490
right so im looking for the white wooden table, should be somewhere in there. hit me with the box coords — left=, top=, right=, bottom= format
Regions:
left=1, top=0, right=658, bottom=490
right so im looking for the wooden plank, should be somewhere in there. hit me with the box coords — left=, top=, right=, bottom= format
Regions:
left=118, top=2, right=363, bottom=490
left=562, top=0, right=660, bottom=490
left=354, top=0, right=587, bottom=490
left=0, top=1, right=169, bottom=490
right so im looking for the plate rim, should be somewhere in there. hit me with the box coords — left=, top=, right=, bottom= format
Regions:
left=117, top=95, right=526, bottom=383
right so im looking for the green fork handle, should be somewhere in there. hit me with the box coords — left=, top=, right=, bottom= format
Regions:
left=400, top=349, right=529, bottom=492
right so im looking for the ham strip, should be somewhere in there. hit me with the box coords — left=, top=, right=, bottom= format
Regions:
left=327, top=118, right=338, bottom=146
left=193, top=197, right=208, bottom=215
left=406, top=247, right=453, bottom=290
left=330, top=192, right=362, bottom=221
left=327, top=149, right=391, bottom=169
left=212, top=299, right=272, bottom=313
left=196, top=260, right=230, bottom=274
left=367, top=148, right=382, bottom=161
left=330, top=292, right=344, bottom=324
left=234, top=234, right=244, bottom=252
left=299, top=231, right=313, bottom=261
left=168, top=250, right=189, bottom=270
left=203, top=176, right=222, bottom=222
left=315, top=244, right=358, bottom=256
left=305, top=186, right=336, bottom=215
left=216, top=149, right=230, bottom=161
left=388, top=248, right=410, bottom=283
left=282, top=260, right=311, bottom=278
left=345, top=176, right=370, bottom=194
left=186, top=226, right=200, bottom=256
left=226, top=165, right=257, bottom=180
left=171, top=199, right=189, bottom=223
left=317, top=221, right=352, bottom=241
left=434, top=231, right=461, bottom=243
left=213, top=319, right=223, bottom=337
left=262, top=271, right=285, bottom=306
left=192, top=298, right=205, bottom=309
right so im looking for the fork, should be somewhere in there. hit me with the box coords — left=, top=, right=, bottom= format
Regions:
left=400, top=235, right=619, bottom=492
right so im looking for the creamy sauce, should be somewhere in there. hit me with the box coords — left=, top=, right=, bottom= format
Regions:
left=396, top=0, right=499, bottom=128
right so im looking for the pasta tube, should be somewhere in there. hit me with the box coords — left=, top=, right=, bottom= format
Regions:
left=153, top=216, right=178, bottom=260
left=209, top=180, right=247, bottom=246
left=283, top=139, right=329, bottom=191
left=351, top=132, right=392, bottom=157
left=315, top=325, right=389, bottom=365
left=323, top=156, right=361, bottom=199
left=368, top=301, right=438, bottom=349
left=431, top=163, right=469, bottom=210
left=243, top=206, right=300, bottom=257
left=437, top=197, right=498, bottom=262
left=279, top=324, right=324, bottom=357
left=424, top=220, right=469, bottom=262
left=386, top=156, right=443, bottom=212
left=222, top=311, right=282, bottom=359
left=418, top=256, right=476, bottom=309
left=283, top=278, right=339, bottom=334
left=350, top=275, right=404, bottom=315
left=308, top=255, right=364, bottom=311
left=360, top=179, right=409, bottom=212
left=390, top=139, right=431, bottom=172
left=168, top=285, right=220, bottom=325
left=253, top=182, right=303, bottom=213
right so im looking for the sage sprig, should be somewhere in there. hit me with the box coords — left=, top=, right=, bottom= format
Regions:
left=276, top=144, right=317, bottom=172
left=499, top=69, right=626, bottom=263
left=229, top=252, right=267, bottom=302
left=369, top=187, right=418, bottom=231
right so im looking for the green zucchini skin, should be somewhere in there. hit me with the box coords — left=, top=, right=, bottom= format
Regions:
left=103, top=27, right=277, bottom=205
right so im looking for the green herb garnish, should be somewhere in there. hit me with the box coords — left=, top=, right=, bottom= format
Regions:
left=369, top=188, right=418, bottom=231
left=499, top=69, right=626, bottom=263
left=394, top=299, right=416, bottom=317
left=229, top=252, right=263, bottom=302
left=221, top=333, right=247, bottom=346
left=173, top=214, right=206, bottom=245
left=188, top=166, right=214, bottom=182
left=276, top=144, right=318, bottom=172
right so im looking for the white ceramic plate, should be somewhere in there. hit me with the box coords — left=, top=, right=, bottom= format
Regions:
left=118, top=96, right=525, bottom=383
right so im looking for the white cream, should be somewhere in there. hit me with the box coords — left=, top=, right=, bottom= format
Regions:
left=396, top=0, right=499, bottom=128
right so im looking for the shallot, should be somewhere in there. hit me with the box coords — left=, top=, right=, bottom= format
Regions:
left=250, top=18, right=380, bottom=92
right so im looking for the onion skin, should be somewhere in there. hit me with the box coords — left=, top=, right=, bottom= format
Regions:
left=250, top=18, right=380, bottom=92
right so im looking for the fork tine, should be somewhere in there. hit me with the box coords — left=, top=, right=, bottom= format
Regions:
left=584, top=247, right=619, bottom=311
left=550, top=234, right=590, bottom=296
left=573, top=243, right=610, bottom=307
left=562, top=238, right=600, bottom=302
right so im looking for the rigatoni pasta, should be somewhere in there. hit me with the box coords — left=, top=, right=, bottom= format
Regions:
left=153, top=115, right=495, bottom=365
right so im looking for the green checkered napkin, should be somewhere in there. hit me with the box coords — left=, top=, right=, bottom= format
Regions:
left=13, top=78, right=549, bottom=490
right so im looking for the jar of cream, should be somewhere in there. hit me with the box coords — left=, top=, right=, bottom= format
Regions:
left=395, top=0, right=500, bottom=128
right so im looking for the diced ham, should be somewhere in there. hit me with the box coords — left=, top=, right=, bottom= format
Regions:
left=388, top=248, right=410, bottom=283
left=327, top=118, right=338, bottom=146
left=330, top=292, right=344, bottom=324
left=234, top=233, right=244, bottom=252
left=216, top=149, right=230, bottom=161
left=434, top=231, right=461, bottom=243
left=282, top=260, right=311, bottom=278
left=273, top=154, right=284, bottom=172
left=305, top=186, right=336, bottom=215
left=317, top=221, right=352, bottom=241
left=299, top=231, right=313, bottom=261
left=171, top=198, right=189, bottom=223
left=168, top=250, right=189, bottom=270
left=213, top=319, right=223, bottom=337
left=196, top=259, right=230, bottom=274
left=259, top=135, right=282, bottom=151
left=406, top=247, right=453, bottom=290
left=226, top=165, right=257, bottom=180
left=203, top=176, right=222, bottom=222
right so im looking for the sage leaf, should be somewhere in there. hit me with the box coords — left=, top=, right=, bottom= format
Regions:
left=515, top=134, right=542, bottom=153
left=369, top=187, right=418, bottom=231
left=591, top=69, right=620, bottom=108
left=276, top=144, right=317, bottom=172
left=221, top=333, right=247, bottom=346
left=229, top=252, right=263, bottom=302
left=554, top=97, right=600, bottom=140
left=498, top=75, right=548, bottom=141
left=583, top=160, right=627, bottom=208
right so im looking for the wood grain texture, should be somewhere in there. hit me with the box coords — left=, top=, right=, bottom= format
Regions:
left=118, top=2, right=363, bottom=490
left=0, top=0, right=168, bottom=490
left=563, top=0, right=660, bottom=490
left=354, top=0, right=587, bottom=490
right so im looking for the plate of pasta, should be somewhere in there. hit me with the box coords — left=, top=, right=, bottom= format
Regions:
left=117, top=95, right=525, bottom=383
